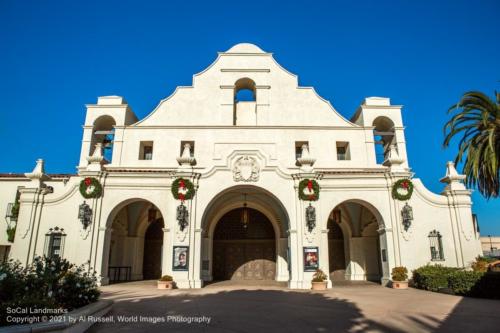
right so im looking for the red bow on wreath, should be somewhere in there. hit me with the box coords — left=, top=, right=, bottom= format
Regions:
left=307, top=180, right=316, bottom=199
left=178, top=180, right=186, bottom=202
left=84, top=177, right=92, bottom=186
left=401, top=181, right=409, bottom=189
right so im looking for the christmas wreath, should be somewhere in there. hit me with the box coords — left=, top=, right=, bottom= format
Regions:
left=79, top=177, right=102, bottom=199
left=392, top=179, right=414, bottom=201
left=298, top=179, right=320, bottom=201
left=171, top=178, right=195, bottom=201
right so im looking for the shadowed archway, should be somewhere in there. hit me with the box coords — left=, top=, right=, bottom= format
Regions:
left=327, top=199, right=385, bottom=283
left=104, top=199, right=164, bottom=283
left=201, top=185, right=290, bottom=284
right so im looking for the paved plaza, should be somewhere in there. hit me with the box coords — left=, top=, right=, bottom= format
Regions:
left=88, top=280, right=500, bottom=332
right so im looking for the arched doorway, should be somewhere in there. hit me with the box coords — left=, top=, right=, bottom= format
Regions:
left=213, top=208, right=276, bottom=280
left=327, top=200, right=383, bottom=282
left=106, top=200, right=164, bottom=283
left=142, top=219, right=164, bottom=280
left=201, top=185, right=290, bottom=284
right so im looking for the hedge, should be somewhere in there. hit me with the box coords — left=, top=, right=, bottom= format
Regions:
left=412, top=264, right=500, bottom=299
left=412, top=265, right=459, bottom=292
left=447, top=271, right=484, bottom=296
left=469, top=272, right=500, bottom=299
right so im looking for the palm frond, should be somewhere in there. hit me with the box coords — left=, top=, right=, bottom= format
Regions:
left=443, top=90, right=500, bottom=198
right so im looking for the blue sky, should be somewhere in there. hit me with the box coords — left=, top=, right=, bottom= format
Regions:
left=0, top=0, right=499, bottom=235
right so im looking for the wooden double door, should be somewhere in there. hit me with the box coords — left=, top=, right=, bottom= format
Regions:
left=213, top=240, right=276, bottom=280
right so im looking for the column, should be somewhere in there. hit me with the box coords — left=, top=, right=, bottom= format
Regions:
left=190, top=228, right=203, bottom=288
left=276, top=237, right=290, bottom=282
left=95, top=226, right=112, bottom=285
left=320, top=229, right=332, bottom=288
left=161, top=227, right=171, bottom=277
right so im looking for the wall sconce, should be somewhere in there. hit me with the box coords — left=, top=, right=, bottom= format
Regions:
left=78, top=201, right=92, bottom=229
left=401, top=203, right=413, bottom=231
left=306, top=203, right=316, bottom=232
left=176, top=203, right=189, bottom=231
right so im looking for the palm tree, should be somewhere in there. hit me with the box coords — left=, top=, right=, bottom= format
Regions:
left=443, top=91, right=500, bottom=198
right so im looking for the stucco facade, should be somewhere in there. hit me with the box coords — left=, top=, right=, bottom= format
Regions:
left=0, top=43, right=482, bottom=289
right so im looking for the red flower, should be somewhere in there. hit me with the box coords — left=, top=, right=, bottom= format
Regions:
left=402, top=181, right=409, bottom=189
left=179, top=180, right=185, bottom=189
left=307, top=180, right=313, bottom=190
left=84, top=178, right=92, bottom=186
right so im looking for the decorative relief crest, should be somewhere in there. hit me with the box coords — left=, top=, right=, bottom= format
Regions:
left=233, top=156, right=260, bottom=182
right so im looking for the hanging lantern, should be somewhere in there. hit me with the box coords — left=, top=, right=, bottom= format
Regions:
left=241, top=194, right=249, bottom=229
left=148, top=206, right=157, bottom=222
left=333, top=209, right=341, bottom=224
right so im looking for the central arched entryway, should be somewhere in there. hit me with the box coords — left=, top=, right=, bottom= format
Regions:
left=201, top=185, right=290, bottom=284
left=213, top=208, right=276, bottom=280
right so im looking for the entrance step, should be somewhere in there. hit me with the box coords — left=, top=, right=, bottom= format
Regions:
left=204, top=280, right=288, bottom=290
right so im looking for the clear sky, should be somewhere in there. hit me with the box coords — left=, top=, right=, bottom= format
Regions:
left=0, top=0, right=499, bottom=235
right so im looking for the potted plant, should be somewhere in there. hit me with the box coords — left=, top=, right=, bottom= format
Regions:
left=391, top=266, right=408, bottom=289
left=157, top=275, right=175, bottom=289
left=311, top=269, right=328, bottom=290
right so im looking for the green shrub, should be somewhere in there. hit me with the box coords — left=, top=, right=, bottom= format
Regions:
left=6, top=226, right=16, bottom=243
left=0, top=256, right=100, bottom=326
left=470, top=272, right=500, bottom=299
left=391, top=266, right=408, bottom=281
left=412, top=265, right=459, bottom=291
left=413, top=264, right=500, bottom=299
left=447, top=270, right=484, bottom=295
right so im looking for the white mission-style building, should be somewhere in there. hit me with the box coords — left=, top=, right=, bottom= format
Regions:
left=0, top=43, right=482, bottom=289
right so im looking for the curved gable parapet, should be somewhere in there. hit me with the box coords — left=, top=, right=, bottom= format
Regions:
left=133, top=43, right=357, bottom=127
left=412, top=178, right=449, bottom=206
left=225, top=43, right=267, bottom=54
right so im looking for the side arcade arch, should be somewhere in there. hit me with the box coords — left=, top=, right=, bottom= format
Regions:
left=99, top=197, right=166, bottom=284
left=326, top=199, right=387, bottom=283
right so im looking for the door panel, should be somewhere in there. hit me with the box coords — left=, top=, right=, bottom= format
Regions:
left=213, top=241, right=276, bottom=280
left=245, top=244, right=263, bottom=280
left=212, top=208, right=277, bottom=281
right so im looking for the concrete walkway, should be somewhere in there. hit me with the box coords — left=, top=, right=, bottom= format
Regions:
left=88, top=280, right=500, bottom=333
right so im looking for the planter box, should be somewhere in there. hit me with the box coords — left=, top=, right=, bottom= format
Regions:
left=392, top=281, right=408, bottom=289
left=311, top=281, right=327, bottom=290
left=158, top=280, right=174, bottom=289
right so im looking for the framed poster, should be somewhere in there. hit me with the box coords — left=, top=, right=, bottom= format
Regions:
left=303, top=246, right=319, bottom=271
left=173, top=246, right=189, bottom=271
